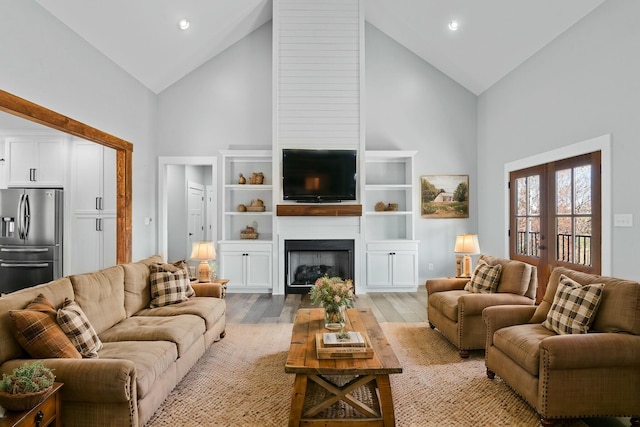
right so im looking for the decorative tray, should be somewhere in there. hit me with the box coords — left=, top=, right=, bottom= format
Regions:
left=315, top=332, right=374, bottom=359
left=245, top=206, right=266, bottom=212
left=240, top=232, right=259, bottom=239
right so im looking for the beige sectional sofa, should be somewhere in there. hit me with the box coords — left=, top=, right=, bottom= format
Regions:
left=0, top=255, right=226, bottom=427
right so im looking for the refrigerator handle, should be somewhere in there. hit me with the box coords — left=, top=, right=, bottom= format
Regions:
left=23, top=194, right=31, bottom=239
left=17, top=194, right=24, bottom=239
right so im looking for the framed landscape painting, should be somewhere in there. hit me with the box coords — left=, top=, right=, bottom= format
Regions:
left=421, top=175, right=469, bottom=218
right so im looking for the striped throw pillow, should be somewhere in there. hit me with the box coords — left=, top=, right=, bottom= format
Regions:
left=57, top=298, right=103, bottom=358
left=464, top=260, right=502, bottom=293
left=542, top=275, right=604, bottom=335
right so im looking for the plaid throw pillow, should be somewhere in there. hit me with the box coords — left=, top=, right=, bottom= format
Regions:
left=57, top=298, right=103, bottom=358
left=149, top=263, right=191, bottom=308
left=464, top=260, right=502, bottom=293
left=9, top=294, right=82, bottom=359
left=542, top=275, right=604, bottom=335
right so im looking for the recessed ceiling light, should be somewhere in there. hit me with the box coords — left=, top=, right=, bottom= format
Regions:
left=178, top=19, right=190, bottom=30
left=448, top=20, right=459, bottom=31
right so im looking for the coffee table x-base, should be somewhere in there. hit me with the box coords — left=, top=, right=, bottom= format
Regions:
left=285, top=308, right=402, bottom=426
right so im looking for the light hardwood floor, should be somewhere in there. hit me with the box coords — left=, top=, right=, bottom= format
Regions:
left=224, top=287, right=428, bottom=324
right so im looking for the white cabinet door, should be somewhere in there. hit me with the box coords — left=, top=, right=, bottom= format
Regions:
left=72, top=143, right=103, bottom=213
left=366, top=252, right=393, bottom=288
left=392, top=251, right=419, bottom=287
left=218, top=251, right=246, bottom=289
left=245, top=251, right=272, bottom=288
left=68, top=216, right=103, bottom=274
left=7, top=139, right=64, bottom=187
left=102, top=215, right=117, bottom=268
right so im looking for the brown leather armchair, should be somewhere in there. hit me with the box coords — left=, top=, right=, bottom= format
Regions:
left=426, top=254, right=537, bottom=357
left=483, top=267, right=640, bottom=426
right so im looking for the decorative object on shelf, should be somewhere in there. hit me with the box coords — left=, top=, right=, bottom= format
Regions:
left=237, top=204, right=247, bottom=212
left=190, top=241, right=216, bottom=282
left=375, top=201, right=399, bottom=212
left=245, top=198, right=265, bottom=212
left=238, top=173, right=246, bottom=184
left=240, top=225, right=258, bottom=239
left=454, top=234, right=481, bottom=277
left=249, top=172, right=264, bottom=184
left=421, top=174, right=469, bottom=218
left=0, top=361, right=55, bottom=411
left=309, top=276, right=355, bottom=330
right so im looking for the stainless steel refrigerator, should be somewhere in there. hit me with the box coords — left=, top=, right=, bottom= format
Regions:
left=0, top=188, right=63, bottom=294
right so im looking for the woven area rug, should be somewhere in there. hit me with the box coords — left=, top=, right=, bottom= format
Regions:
left=146, top=323, right=590, bottom=427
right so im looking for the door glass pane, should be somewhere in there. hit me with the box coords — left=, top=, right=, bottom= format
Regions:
left=574, top=217, right=592, bottom=266
left=556, top=169, right=572, bottom=214
left=574, top=165, right=592, bottom=214
left=556, top=217, right=572, bottom=262
left=516, top=178, right=527, bottom=216
left=528, top=176, right=540, bottom=215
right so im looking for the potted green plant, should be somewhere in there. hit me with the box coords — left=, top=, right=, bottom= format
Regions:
left=0, top=361, right=55, bottom=411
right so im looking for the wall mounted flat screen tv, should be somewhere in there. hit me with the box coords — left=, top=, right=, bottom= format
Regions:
left=282, top=149, right=357, bottom=202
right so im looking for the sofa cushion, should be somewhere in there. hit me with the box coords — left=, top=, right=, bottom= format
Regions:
left=464, top=260, right=502, bottom=293
left=9, top=294, right=81, bottom=359
left=542, top=275, right=604, bottom=335
left=134, top=297, right=226, bottom=330
left=149, top=263, right=192, bottom=308
left=428, top=290, right=465, bottom=322
left=99, top=315, right=205, bottom=357
left=493, top=323, right=556, bottom=376
left=70, top=265, right=126, bottom=335
left=98, top=340, right=177, bottom=400
left=532, top=267, right=640, bottom=335
left=480, top=254, right=534, bottom=296
left=122, top=258, right=158, bottom=317
left=57, top=298, right=104, bottom=358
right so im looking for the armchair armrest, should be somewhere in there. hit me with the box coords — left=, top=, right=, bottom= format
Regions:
left=459, top=293, right=534, bottom=317
left=191, top=282, right=224, bottom=298
left=483, top=305, right=537, bottom=346
left=426, top=277, right=469, bottom=295
left=541, top=333, right=640, bottom=369
left=1, top=358, right=136, bottom=403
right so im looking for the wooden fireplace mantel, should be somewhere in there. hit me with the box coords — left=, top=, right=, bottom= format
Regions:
left=276, top=204, right=362, bottom=217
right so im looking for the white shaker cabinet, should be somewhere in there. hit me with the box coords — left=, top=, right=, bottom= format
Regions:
left=6, top=137, right=65, bottom=188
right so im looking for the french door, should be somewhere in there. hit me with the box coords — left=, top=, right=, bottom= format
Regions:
left=509, top=151, right=601, bottom=302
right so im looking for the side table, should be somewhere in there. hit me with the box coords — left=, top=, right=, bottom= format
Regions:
left=0, top=382, right=63, bottom=427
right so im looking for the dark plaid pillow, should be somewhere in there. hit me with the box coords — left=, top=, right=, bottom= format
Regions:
left=149, top=263, right=191, bottom=308
left=464, top=260, right=502, bottom=293
left=9, top=294, right=82, bottom=359
left=542, top=275, right=604, bottom=335
left=57, top=298, right=103, bottom=358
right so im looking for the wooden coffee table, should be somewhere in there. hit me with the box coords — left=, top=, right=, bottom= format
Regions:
left=285, top=308, right=402, bottom=426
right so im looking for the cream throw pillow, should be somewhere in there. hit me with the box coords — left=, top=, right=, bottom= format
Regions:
left=464, top=260, right=502, bottom=293
left=542, top=275, right=604, bottom=335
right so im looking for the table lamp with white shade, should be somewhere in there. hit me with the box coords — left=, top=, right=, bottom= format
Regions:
left=190, top=241, right=216, bottom=282
left=454, top=234, right=481, bottom=278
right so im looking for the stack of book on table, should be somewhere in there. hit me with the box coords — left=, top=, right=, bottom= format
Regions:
left=316, top=331, right=374, bottom=359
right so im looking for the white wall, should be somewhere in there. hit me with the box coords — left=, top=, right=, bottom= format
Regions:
left=365, top=24, right=478, bottom=281
left=477, top=0, right=640, bottom=280
left=155, top=22, right=273, bottom=156
left=0, top=1, right=157, bottom=260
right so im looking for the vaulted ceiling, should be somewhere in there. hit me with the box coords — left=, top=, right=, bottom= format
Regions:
left=34, top=0, right=605, bottom=95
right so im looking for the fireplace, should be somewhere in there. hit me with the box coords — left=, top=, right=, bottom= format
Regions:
left=284, top=239, right=355, bottom=294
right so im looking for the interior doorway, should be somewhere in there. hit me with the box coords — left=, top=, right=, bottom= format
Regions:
left=158, top=157, right=217, bottom=263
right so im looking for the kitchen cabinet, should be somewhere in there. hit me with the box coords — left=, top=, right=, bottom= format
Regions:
left=217, top=241, right=272, bottom=292
left=67, top=140, right=116, bottom=274
left=6, top=137, right=65, bottom=188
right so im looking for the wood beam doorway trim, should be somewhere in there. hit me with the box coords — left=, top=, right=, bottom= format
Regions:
left=0, top=89, right=133, bottom=264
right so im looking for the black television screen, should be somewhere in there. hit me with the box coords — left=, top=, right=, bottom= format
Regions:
left=282, top=149, right=357, bottom=202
